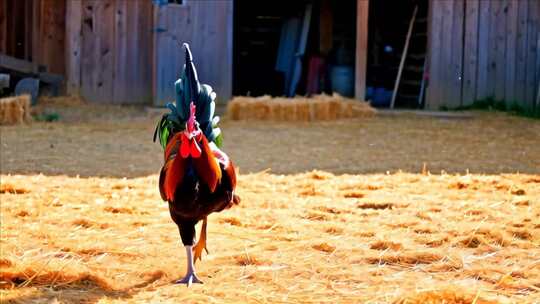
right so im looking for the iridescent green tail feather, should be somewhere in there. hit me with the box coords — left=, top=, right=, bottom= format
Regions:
left=153, top=43, right=223, bottom=149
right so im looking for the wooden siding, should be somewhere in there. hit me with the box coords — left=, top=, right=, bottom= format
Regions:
left=66, top=0, right=153, bottom=104
left=0, top=0, right=66, bottom=75
left=153, top=1, right=234, bottom=106
left=355, top=0, right=369, bottom=101
left=427, top=0, right=540, bottom=110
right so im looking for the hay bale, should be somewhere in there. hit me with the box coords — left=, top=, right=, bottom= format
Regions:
left=227, top=93, right=375, bottom=122
left=0, top=95, right=32, bottom=125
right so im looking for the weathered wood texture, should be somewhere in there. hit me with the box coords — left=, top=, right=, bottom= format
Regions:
left=1, top=0, right=65, bottom=75
left=426, top=0, right=540, bottom=110
left=354, top=0, right=369, bottom=102
left=153, top=1, right=234, bottom=106
left=67, top=0, right=153, bottom=103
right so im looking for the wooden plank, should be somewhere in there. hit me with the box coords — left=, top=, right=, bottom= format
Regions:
left=97, top=0, right=114, bottom=102
left=31, top=0, right=41, bottom=64
left=439, top=0, right=455, bottom=108
left=515, top=0, right=528, bottom=104
left=449, top=0, right=464, bottom=107
left=0, top=53, right=35, bottom=73
left=426, top=0, right=443, bottom=109
left=65, top=0, right=82, bottom=95
left=354, top=0, right=369, bottom=101
left=81, top=0, right=99, bottom=102
left=136, top=0, right=154, bottom=104
left=113, top=0, right=128, bottom=103
left=494, top=0, right=507, bottom=101
left=0, top=0, right=6, bottom=54
left=525, top=0, right=539, bottom=108
left=537, top=33, right=540, bottom=109
left=485, top=0, right=500, bottom=99
left=39, top=0, right=66, bottom=75
left=504, top=0, right=518, bottom=103
left=462, top=0, right=479, bottom=106
left=476, top=0, right=490, bottom=100
left=23, top=0, right=33, bottom=60
left=391, top=5, right=417, bottom=109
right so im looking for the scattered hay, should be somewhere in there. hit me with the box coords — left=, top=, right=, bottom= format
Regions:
left=312, top=243, right=336, bottom=253
left=219, top=217, right=243, bottom=226
left=1, top=171, right=539, bottom=302
left=395, top=289, right=496, bottom=304
left=357, top=202, right=394, bottom=210
left=0, top=269, right=113, bottom=290
left=370, top=240, right=402, bottom=251
left=227, top=94, right=375, bottom=121
left=234, top=254, right=265, bottom=266
left=342, top=190, right=365, bottom=198
left=0, top=184, right=30, bottom=194
left=366, top=251, right=443, bottom=266
left=103, top=206, right=133, bottom=214
left=0, top=95, right=32, bottom=125
left=510, top=188, right=526, bottom=195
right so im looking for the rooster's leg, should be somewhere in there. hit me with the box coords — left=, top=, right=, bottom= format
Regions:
left=175, top=245, right=203, bottom=286
left=193, top=217, right=208, bottom=263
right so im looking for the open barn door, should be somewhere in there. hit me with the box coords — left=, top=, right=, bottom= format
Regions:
left=153, top=1, right=233, bottom=106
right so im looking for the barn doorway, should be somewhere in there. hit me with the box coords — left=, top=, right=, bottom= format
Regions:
left=233, top=0, right=357, bottom=98
left=366, top=0, right=429, bottom=108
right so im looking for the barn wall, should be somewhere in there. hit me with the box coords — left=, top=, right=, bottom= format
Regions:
left=426, top=0, right=540, bottom=110
left=0, top=0, right=66, bottom=75
left=153, top=1, right=234, bottom=106
left=66, top=0, right=153, bottom=104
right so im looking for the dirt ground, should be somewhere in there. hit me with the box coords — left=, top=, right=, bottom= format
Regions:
left=1, top=101, right=539, bottom=303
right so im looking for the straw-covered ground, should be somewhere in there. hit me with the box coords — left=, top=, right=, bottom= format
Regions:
left=1, top=98, right=539, bottom=303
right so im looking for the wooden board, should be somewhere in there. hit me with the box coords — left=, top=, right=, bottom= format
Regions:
left=504, top=0, right=518, bottom=103
left=449, top=0, right=464, bottom=108
left=426, top=0, right=443, bottom=109
left=153, top=0, right=234, bottom=106
left=494, top=0, right=507, bottom=101
left=462, top=0, right=479, bottom=106
left=354, top=0, right=369, bottom=101
left=525, top=0, right=539, bottom=107
left=66, top=0, right=82, bottom=95
left=440, top=0, right=455, bottom=108
left=0, top=0, right=6, bottom=54
left=515, top=0, right=529, bottom=105
left=476, top=0, right=491, bottom=101
left=38, top=0, right=66, bottom=75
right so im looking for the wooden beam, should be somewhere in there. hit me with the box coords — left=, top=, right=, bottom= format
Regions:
left=426, top=0, right=443, bottom=110
left=355, top=0, right=369, bottom=101
left=0, top=0, right=6, bottom=54
left=462, top=0, right=479, bottom=106
left=0, top=53, right=36, bottom=73
left=65, top=0, right=82, bottom=95
left=504, top=0, right=518, bottom=103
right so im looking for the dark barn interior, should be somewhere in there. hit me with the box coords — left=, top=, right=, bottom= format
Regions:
left=366, top=0, right=428, bottom=108
left=233, top=0, right=357, bottom=99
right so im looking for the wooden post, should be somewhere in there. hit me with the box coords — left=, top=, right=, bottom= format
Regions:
left=355, top=0, right=369, bottom=101
left=390, top=5, right=418, bottom=109
left=65, top=0, right=82, bottom=95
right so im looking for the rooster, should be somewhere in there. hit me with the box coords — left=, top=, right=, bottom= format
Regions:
left=154, top=44, right=239, bottom=286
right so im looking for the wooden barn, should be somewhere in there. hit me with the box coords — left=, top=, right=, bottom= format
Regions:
left=1, top=0, right=539, bottom=110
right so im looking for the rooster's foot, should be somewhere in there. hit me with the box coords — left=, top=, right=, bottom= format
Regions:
left=175, top=272, right=203, bottom=286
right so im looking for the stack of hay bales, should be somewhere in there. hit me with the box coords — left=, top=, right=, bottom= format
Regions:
left=227, top=94, right=376, bottom=122
left=0, top=95, right=32, bottom=125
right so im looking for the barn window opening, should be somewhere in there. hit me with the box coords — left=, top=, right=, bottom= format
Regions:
left=233, top=0, right=357, bottom=98
left=366, top=0, right=429, bottom=108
